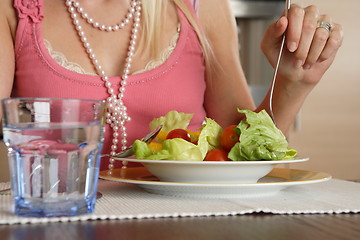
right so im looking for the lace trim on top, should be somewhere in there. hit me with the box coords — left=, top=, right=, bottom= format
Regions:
left=44, top=25, right=181, bottom=76
left=44, top=39, right=97, bottom=76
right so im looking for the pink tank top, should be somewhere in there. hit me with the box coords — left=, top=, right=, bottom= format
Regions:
left=12, top=0, right=206, bottom=169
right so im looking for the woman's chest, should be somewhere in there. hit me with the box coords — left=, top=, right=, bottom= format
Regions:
left=41, top=0, right=180, bottom=77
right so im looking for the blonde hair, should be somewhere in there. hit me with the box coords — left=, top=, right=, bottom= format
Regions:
left=138, top=0, right=214, bottom=76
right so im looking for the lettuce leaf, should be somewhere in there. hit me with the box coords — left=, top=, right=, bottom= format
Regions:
left=133, top=138, right=203, bottom=161
left=197, top=118, right=223, bottom=158
left=228, top=109, right=297, bottom=161
left=149, top=111, right=193, bottom=133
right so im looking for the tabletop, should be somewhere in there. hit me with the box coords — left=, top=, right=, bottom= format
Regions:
left=2, top=177, right=360, bottom=239
left=1, top=213, right=360, bottom=240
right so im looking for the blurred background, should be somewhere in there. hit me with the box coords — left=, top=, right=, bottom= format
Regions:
left=1, top=0, right=359, bottom=182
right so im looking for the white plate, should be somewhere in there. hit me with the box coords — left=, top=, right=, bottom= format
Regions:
left=114, top=157, right=309, bottom=183
left=99, top=167, right=332, bottom=199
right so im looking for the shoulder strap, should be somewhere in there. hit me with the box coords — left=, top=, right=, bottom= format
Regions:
left=14, top=0, right=44, bottom=23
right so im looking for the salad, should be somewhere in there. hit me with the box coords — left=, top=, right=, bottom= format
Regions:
left=133, top=109, right=297, bottom=161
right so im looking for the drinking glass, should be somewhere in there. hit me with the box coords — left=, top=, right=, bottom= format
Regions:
left=1, top=98, right=106, bottom=217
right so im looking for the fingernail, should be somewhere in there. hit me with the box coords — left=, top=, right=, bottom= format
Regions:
left=288, top=42, right=297, bottom=52
left=303, top=64, right=311, bottom=69
left=295, top=60, right=303, bottom=68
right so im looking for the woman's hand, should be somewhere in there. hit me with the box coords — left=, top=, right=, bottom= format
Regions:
left=261, top=4, right=344, bottom=86
left=257, top=4, right=344, bottom=133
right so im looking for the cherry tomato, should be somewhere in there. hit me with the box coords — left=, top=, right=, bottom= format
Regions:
left=220, top=125, right=240, bottom=152
left=166, top=129, right=191, bottom=142
left=203, top=148, right=230, bottom=161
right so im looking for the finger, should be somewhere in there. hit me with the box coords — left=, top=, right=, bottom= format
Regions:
left=261, top=16, right=288, bottom=64
left=303, top=14, right=331, bottom=68
left=318, top=22, right=344, bottom=62
left=285, top=4, right=305, bottom=53
left=293, top=6, right=319, bottom=68
left=263, top=16, right=288, bottom=46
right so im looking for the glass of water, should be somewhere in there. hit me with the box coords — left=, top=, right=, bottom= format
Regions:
left=1, top=98, right=106, bottom=217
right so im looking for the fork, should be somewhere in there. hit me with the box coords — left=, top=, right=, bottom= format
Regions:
left=269, top=0, right=291, bottom=125
left=102, top=124, right=163, bottom=158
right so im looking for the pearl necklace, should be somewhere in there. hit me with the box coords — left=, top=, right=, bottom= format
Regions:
left=65, top=0, right=142, bottom=170
left=70, top=0, right=137, bottom=32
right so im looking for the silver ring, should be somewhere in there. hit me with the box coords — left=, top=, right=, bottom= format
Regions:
left=317, top=21, right=332, bottom=32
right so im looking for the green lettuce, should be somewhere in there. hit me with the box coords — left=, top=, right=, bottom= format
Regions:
left=197, top=118, right=223, bottom=158
left=133, top=138, right=203, bottom=161
left=149, top=110, right=193, bottom=133
left=228, top=109, right=297, bottom=161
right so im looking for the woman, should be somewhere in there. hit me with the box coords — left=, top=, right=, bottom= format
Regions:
left=0, top=0, right=343, bottom=170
